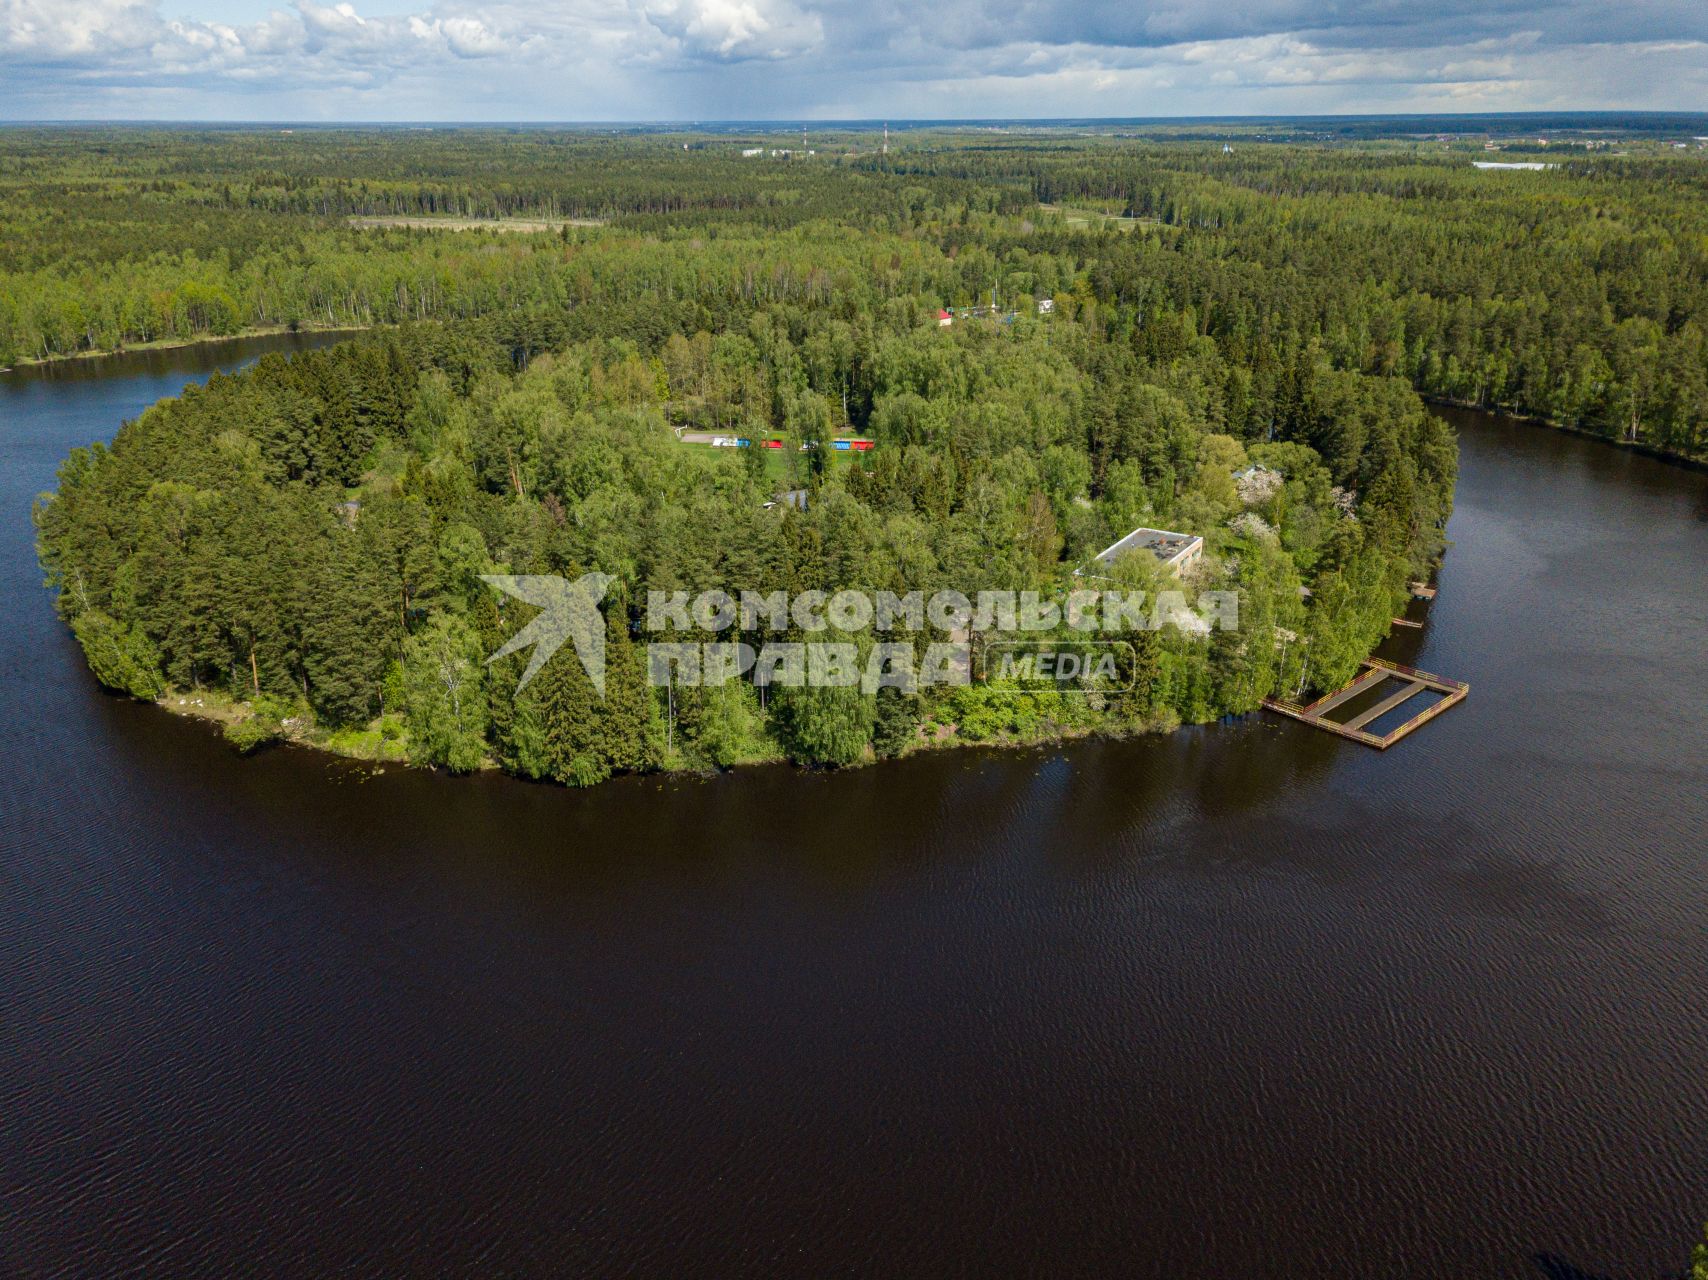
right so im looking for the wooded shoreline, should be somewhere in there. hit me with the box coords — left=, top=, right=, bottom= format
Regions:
left=1423, top=396, right=1708, bottom=470
left=1, top=324, right=370, bottom=374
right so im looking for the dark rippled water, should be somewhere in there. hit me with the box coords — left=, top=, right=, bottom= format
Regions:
left=2, top=340, right=1706, bottom=1278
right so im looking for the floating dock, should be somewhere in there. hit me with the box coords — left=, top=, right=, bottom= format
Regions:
left=1263, top=657, right=1468, bottom=749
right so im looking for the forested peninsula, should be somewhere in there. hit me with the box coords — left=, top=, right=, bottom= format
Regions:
left=29, top=122, right=1699, bottom=783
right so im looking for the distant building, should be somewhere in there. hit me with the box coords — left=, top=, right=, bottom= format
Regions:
left=1036, top=298, right=1055, bottom=314
left=937, top=309, right=953, bottom=327
left=1077, top=526, right=1204, bottom=578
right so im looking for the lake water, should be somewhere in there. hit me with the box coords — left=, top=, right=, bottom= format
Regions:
left=2, top=339, right=1706, bottom=1278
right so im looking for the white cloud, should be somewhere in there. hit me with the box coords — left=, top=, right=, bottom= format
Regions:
left=1, top=0, right=160, bottom=55
left=438, top=15, right=508, bottom=57
left=0, top=0, right=1705, bottom=118
left=642, top=0, right=822, bottom=61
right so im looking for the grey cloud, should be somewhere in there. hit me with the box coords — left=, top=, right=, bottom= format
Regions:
left=0, top=0, right=1703, bottom=117
left=810, top=0, right=1703, bottom=56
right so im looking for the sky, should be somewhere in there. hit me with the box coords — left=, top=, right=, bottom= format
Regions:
left=1, top=0, right=1705, bottom=122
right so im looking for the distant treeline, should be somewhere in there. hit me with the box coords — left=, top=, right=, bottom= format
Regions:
left=1, top=129, right=1703, bottom=460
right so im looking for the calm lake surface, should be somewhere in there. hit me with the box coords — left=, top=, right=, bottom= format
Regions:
left=2, top=338, right=1706, bottom=1278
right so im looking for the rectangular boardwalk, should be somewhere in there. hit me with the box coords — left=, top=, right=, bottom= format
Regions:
left=1307, top=667, right=1389, bottom=716
left=1341, top=679, right=1427, bottom=731
left=1262, top=658, right=1468, bottom=749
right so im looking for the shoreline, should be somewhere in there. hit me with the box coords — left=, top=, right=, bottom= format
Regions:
left=78, top=388, right=1675, bottom=793
left=4, top=323, right=372, bottom=372
left=155, top=684, right=1186, bottom=784
left=17, top=341, right=1698, bottom=474
left=1424, top=395, right=1707, bottom=472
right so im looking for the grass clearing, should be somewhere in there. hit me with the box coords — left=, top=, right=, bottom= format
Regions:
left=1037, top=203, right=1163, bottom=231
left=347, top=215, right=606, bottom=233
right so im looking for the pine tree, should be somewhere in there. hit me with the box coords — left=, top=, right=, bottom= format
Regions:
left=522, top=596, right=655, bottom=786
left=301, top=534, right=390, bottom=726
left=871, top=686, right=921, bottom=758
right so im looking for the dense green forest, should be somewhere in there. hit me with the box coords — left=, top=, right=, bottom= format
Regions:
left=31, top=130, right=1467, bottom=780
left=4, top=127, right=1706, bottom=459
left=25, top=121, right=1698, bottom=781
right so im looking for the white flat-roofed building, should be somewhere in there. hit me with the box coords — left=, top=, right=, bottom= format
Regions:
left=1077, top=526, right=1203, bottom=578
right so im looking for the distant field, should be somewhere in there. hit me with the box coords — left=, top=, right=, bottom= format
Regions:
left=1037, top=204, right=1160, bottom=230
left=347, top=215, right=606, bottom=232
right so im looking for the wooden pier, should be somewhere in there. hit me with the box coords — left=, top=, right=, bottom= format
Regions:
left=1262, top=658, right=1468, bottom=749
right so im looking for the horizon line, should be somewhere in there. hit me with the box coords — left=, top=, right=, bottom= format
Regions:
left=5, top=109, right=1708, bottom=129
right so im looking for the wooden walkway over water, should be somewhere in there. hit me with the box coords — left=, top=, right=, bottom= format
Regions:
left=1263, top=657, right=1468, bottom=749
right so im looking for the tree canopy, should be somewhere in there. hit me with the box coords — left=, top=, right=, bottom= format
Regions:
left=19, top=127, right=1524, bottom=779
